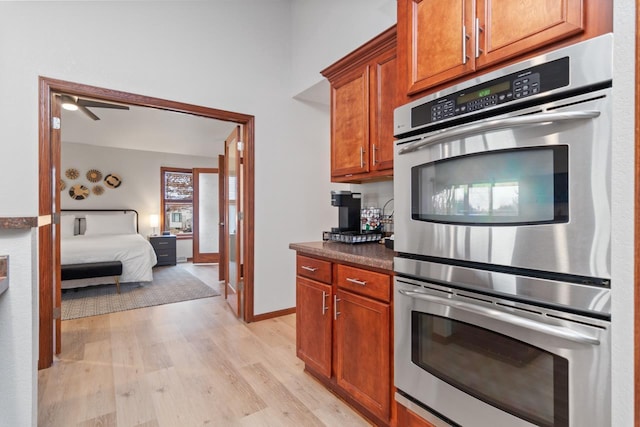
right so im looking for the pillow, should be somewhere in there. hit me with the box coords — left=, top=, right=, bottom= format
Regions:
left=84, top=213, right=136, bottom=236
left=60, top=215, right=76, bottom=238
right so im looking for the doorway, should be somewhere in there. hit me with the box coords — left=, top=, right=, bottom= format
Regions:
left=37, top=77, right=256, bottom=369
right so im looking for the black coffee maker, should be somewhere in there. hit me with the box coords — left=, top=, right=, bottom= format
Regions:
left=324, top=191, right=382, bottom=243
left=330, top=191, right=361, bottom=233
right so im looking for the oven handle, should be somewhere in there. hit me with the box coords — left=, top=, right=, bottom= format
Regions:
left=397, top=110, right=601, bottom=155
left=398, top=289, right=600, bottom=345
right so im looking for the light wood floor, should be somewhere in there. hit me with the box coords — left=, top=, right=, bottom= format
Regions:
left=38, top=264, right=371, bottom=427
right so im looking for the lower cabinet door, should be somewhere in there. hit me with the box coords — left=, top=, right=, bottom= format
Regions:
left=296, top=276, right=332, bottom=377
left=335, top=289, right=390, bottom=421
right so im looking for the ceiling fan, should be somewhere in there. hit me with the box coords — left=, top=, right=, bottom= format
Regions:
left=60, top=95, right=130, bottom=121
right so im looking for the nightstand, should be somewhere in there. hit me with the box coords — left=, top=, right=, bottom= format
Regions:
left=149, top=235, right=177, bottom=266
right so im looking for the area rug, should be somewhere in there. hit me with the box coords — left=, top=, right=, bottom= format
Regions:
left=61, top=265, right=220, bottom=320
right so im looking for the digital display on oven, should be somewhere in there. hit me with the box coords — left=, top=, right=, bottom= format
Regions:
left=456, top=81, right=511, bottom=105
left=408, top=57, right=570, bottom=130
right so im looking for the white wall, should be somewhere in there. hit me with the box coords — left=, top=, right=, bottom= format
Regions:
left=258, top=0, right=397, bottom=312
left=611, top=1, right=636, bottom=424
left=0, top=229, right=38, bottom=427
left=62, top=142, right=216, bottom=259
left=290, top=0, right=397, bottom=97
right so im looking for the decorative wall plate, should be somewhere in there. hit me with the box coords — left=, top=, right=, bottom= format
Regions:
left=69, top=184, right=89, bottom=200
left=92, top=185, right=104, bottom=195
left=86, top=169, right=103, bottom=182
left=104, top=173, right=122, bottom=189
left=59, top=179, right=66, bottom=191
left=65, top=168, right=79, bottom=180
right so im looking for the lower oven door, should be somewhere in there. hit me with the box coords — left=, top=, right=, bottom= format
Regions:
left=394, top=277, right=611, bottom=427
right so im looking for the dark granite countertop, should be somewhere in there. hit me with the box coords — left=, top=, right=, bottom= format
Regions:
left=289, top=241, right=394, bottom=272
left=0, top=217, right=38, bottom=229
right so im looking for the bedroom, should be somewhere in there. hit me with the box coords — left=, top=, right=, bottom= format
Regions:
left=59, top=99, right=234, bottom=295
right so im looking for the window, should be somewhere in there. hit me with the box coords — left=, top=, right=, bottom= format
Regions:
left=161, top=167, right=193, bottom=237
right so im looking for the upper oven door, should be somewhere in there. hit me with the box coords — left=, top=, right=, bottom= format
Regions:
left=394, top=89, right=611, bottom=279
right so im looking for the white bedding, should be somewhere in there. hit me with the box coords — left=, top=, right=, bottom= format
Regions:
left=61, top=234, right=157, bottom=285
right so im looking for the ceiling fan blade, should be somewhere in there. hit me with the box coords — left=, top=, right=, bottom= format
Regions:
left=77, top=99, right=130, bottom=110
left=78, top=104, right=100, bottom=121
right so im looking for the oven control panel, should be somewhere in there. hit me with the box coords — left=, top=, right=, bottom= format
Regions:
left=412, top=57, right=569, bottom=128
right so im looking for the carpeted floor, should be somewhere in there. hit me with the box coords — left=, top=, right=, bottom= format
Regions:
left=61, top=265, right=220, bottom=320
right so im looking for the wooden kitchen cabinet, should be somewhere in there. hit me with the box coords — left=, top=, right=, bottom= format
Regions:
left=296, top=255, right=333, bottom=377
left=296, top=276, right=332, bottom=377
left=294, top=253, right=393, bottom=426
left=398, top=0, right=612, bottom=97
left=335, top=289, right=390, bottom=421
left=321, top=26, right=396, bottom=183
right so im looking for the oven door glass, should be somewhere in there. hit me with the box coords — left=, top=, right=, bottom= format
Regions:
left=411, top=146, right=568, bottom=225
left=412, top=312, right=568, bottom=427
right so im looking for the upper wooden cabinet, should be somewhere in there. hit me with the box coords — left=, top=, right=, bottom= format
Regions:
left=476, top=0, right=583, bottom=68
left=322, top=26, right=397, bottom=183
left=398, top=0, right=612, bottom=97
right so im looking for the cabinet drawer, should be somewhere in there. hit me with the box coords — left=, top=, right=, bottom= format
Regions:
left=336, top=264, right=390, bottom=302
left=296, top=255, right=332, bottom=284
left=151, top=238, right=176, bottom=251
left=155, top=248, right=176, bottom=266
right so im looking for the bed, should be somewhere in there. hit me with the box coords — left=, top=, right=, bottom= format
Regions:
left=60, top=209, right=158, bottom=289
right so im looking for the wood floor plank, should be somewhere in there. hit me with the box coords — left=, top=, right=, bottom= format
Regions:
left=76, top=411, right=117, bottom=427
left=38, top=264, right=372, bottom=426
left=75, top=338, right=116, bottom=423
left=239, top=362, right=326, bottom=427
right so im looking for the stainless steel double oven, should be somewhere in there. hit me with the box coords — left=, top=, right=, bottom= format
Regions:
left=393, top=34, right=613, bottom=427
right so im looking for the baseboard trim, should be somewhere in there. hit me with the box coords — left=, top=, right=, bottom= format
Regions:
left=251, top=306, right=296, bottom=322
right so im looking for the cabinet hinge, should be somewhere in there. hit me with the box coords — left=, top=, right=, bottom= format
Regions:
left=237, top=141, right=244, bottom=151
left=52, top=117, right=61, bottom=130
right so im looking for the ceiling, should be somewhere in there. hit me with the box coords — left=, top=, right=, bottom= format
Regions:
left=60, top=98, right=237, bottom=158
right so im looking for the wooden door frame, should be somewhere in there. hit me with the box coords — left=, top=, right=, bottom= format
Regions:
left=38, top=77, right=256, bottom=368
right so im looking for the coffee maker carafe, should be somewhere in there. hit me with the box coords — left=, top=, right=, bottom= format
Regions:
left=331, top=191, right=361, bottom=233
